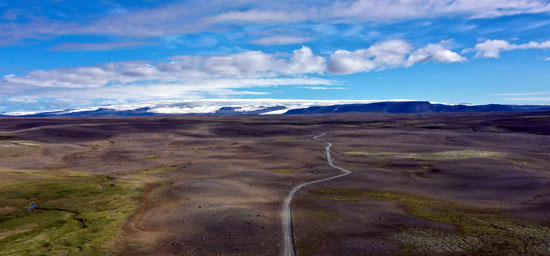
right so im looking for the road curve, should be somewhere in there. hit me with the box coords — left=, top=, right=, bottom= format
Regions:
left=281, top=133, right=352, bottom=256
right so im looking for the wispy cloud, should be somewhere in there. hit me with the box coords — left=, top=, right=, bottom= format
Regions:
left=51, top=41, right=154, bottom=51
left=298, top=86, right=348, bottom=90
left=236, top=91, right=270, bottom=95
left=1, top=0, right=549, bottom=45
left=503, top=97, right=550, bottom=101
left=203, top=10, right=306, bottom=24
left=252, top=35, right=311, bottom=45
left=326, top=0, right=550, bottom=20
left=494, top=91, right=550, bottom=96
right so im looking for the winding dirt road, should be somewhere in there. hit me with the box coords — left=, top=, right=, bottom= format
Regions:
left=281, top=133, right=352, bottom=256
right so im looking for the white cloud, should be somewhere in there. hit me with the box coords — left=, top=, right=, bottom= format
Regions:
left=237, top=91, right=270, bottom=95
left=0, top=47, right=334, bottom=108
left=204, top=10, right=306, bottom=24
left=3, top=77, right=334, bottom=107
left=0, top=41, right=468, bottom=110
left=327, top=40, right=411, bottom=74
left=50, top=41, right=153, bottom=51
left=3, top=47, right=326, bottom=89
left=474, top=39, right=550, bottom=58
left=252, top=35, right=311, bottom=45
left=407, top=44, right=467, bottom=66
left=503, top=97, right=550, bottom=101
left=326, top=0, right=550, bottom=21
left=327, top=40, right=465, bottom=74
left=280, top=46, right=326, bottom=75
left=494, top=91, right=550, bottom=96
left=300, top=86, right=348, bottom=90
left=2, top=1, right=550, bottom=44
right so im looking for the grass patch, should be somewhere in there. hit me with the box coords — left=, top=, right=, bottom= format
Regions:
left=139, top=167, right=173, bottom=175
left=317, top=195, right=361, bottom=202
left=143, top=155, right=160, bottom=160
left=312, top=208, right=343, bottom=222
left=0, top=146, right=41, bottom=158
left=0, top=134, right=15, bottom=140
left=275, top=138, right=294, bottom=142
left=0, top=169, right=90, bottom=180
left=296, top=207, right=343, bottom=256
left=0, top=140, right=41, bottom=158
left=509, top=159, right=530, bottom=166
left=313, top=188, right=550, bottom=255
left=296, top=232, right=329, bottom=256
left=0, top=170, right=142, bottom=255
left=270, top=168, right=298, bottom=174
left=345, top=151, right=372, bottom=155
left=345, top=150, right=505, bottom=161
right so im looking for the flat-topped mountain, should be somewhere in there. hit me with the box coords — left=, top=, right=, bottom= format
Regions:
left=2, top=100, right=550, bottom=117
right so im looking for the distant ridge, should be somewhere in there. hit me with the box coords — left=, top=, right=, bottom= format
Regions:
left=2, top=100, right=550, bottom=117
left=284, top=101, right=550, bottom=114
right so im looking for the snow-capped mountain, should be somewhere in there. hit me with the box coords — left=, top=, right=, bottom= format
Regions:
left=2, top=99, right=550, bottom=117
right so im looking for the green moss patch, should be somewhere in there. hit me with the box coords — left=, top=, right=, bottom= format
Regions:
left=140, top=167, right=174, bottom=175
left=345, top=150, right=505, bottom=161
left=317, top=195, right=361, bottom=202
left=313, top=188, right=550, bottom=255
left=296, top=232, right=329, bottom=256
left=0, top=134, right=15, bottom=140
left=0, top=171, right=141, bottom=255
left=143, top=155, right=160, bottom=160
left=312, top=208, right=343, bottom=223
left=275, top=138, right=294, bottom=142
left=393, top=228, right=482, bottom=255
left=509, top=159, right=530, bottom=166
left=270, top=168, right=298, bottom=174
left=0, top=140, right=41, bottom=158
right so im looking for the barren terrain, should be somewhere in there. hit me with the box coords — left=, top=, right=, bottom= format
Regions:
left=1, top=112, right=550, bottom=255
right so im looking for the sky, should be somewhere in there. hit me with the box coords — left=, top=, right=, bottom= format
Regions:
left=1, top=0, right=550, bottom=112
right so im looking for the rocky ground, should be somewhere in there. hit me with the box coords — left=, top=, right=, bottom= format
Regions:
left=0, top=112, right=549, bottom=255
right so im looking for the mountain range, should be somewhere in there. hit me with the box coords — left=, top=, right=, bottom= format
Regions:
left=2, top=100, right=550, bottom=117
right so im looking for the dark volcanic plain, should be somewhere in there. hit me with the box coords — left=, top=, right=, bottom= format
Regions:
left=1, top=112, right=550, bottom=255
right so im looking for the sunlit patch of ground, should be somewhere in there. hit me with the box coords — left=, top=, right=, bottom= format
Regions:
left=269, top=168, right=299, bottom=174
left=0, top=169, right=145, bottom=256
left=0, top=140, right=41, bottom=158
left=139, top=166, right=175, bottom=175
left=314, top=188, right=550, bottom=255
left=345, top=150, right=505, bottom=161
left=275, top=137, right=294, bottom=142
left=143, top=155, right=161, bottom=160
left=311, top=207, right=344, bottom=223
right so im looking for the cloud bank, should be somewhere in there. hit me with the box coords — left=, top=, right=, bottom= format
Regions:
left=0, top=41, right=465, bottom=109
left=474, top=39, right=550, bottom=58
left=327, top=40, right=465, bottom=74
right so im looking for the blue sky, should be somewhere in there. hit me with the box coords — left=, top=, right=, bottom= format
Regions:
left=1, top=0, right=550, bottom=112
